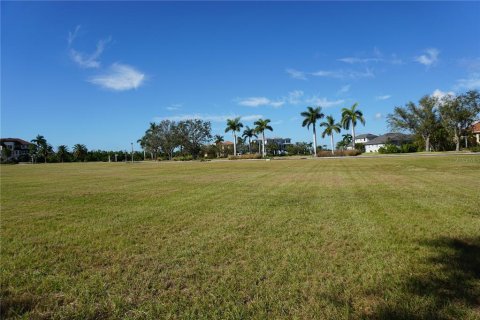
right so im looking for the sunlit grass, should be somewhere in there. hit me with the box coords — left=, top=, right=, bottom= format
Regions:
left=1, top=156, right=479, bottom=319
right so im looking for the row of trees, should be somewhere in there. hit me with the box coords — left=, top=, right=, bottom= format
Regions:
left=301, top=103, right=365, bottom=155
left=225, top=118, right=273, bottom=157
left=388, top=90, right=480, bottom=152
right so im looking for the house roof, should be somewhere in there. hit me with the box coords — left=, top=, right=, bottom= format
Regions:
left=222, top=141, right=234, bottom=145
left=472, top=121, right=480, bottom=133
left=355, top=133, right=378, bottom=140
left=365, top=133, right=413, bottom=145
left=0, top=138, right=32, bottom=145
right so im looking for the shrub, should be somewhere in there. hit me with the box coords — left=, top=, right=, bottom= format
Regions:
left=316, top=150, right=361, bottom=157
left=228, top=154, right=263, bottom=160
left=470, top=146, right=480, bottom=153
left=400, top=143, right=418, bottom=153
left=354, top=143, right=366, bottom=153
left=378, top=144, right=400, bottom=154
left=173, top=155, right=193, bottom=161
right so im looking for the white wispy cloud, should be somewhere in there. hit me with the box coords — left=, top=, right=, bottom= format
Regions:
left=459, top=57, right=480, bottom=72
left=238, top=97, right=284, bottom=108
left=374, top=112, right=384, bottom=120
left=338, top=57, right=381, bottom=64
left=153, top=114, right=263, bottom=123
left=305, top=96, right=344, bottom=108
left=338, top=48, right=403, bottom=65
left=311, top=68, right=374, bottom=79
left=68, top=25, right=111, bottom=69
left=454, top=74, right=480, bottom=90
left=337, top=85, right=351, bottom=94
left=166, top=104, right=182, bottom=111
left=237, top=90, right=343, bottom=109
left=414, top=48, right=439, bottom=67
left=67, top=25, right=81, bottom=45
left=286, top=68, right=307, bottom=80
left=89, top=63, right=145, bottom=91
left=431, top=89, right=455, bottom=99
left=375, top=95, right=391, bottom=100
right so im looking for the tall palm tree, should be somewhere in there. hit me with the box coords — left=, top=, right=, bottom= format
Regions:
left=73, top=144, right=88, bottom=162
left=57, top=145, right=69, bottom=163
left=214, top=135, right=224, bottom=157
left=31, top=134, right=49, bottom=163
left=225, top=117, right=243, bottom=156
left=254, top=118, right=273, bottom=157
left=321, top=115, right=342, bottom=155
left=301, top=106, right=325, bottom=156
left=242, top=126, right=257, bottom=154
left=341, top=103, right=365, bottom=149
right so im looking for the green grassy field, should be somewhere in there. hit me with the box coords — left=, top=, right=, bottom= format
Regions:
left=1, top=156, right=479, bottom=319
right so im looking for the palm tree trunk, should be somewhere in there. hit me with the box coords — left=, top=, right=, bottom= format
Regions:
left=426, top=135, right=431, bottom=152
left=248, top=137, right=251, bottom=154
left=330, top=135, right=335, bottom=155
left=313, top=127, right=317, bottom=157
left=233, top=132, right=237, bottom=156
left=351, top=123, right=356, bottom=150
left=262, top=132, right=266, bottom=157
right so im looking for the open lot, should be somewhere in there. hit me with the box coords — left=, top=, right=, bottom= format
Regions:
left=1, top=156, right=479, bottom=319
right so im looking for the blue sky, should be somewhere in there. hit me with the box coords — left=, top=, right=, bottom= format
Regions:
left=2, top=1, right=480, bottom=150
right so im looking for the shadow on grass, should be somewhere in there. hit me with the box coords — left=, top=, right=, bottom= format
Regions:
left=369, top=237, right=480, bottom=319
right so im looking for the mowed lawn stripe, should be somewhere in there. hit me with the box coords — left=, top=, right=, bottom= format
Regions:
left=1, top=156, right=479, bottom=319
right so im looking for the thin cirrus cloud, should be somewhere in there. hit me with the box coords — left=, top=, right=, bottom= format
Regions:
left=68, top=25, right=145, bottom=91
left=287, top=68, right=374, bottom=80
left=375, top=95, right=391, bottom=100
left=414, top=48, right=439, bottom=67
left=153, top=114, right=263, bottom=123
left=454, top=74, right=480, bottom=90
left=337, top=84, right=351, bottom=94
left=237, top=97, right=285, bottom=108
left=238, top=90, right=344, bottom=108
left=166, top=104, right=182, bottom=111
left=89, top=63, right=145, bottom=91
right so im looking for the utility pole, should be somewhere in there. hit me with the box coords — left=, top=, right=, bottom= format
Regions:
left=131, top=143, right=134, bottom=163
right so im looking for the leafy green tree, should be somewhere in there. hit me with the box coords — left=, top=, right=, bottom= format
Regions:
left=439, top=90, right=480, bottom=151
left=178, top=119, right=212, bottom=159
left=254, top=118, right=273, bottom=157
left=57, top=145, right=69, bottom=163
left=387, top=96, right=439, bottom=152
left=73, top=144, right=88, bottom=162
left=301, top=106, right=324, bottom=156
left=321, top=115, right=342, bottom=155
left=242, top=126, right=257, bottom=154
left=341, top=103, right=365, bottom=149
left=225, top=117, right=243, bottom=156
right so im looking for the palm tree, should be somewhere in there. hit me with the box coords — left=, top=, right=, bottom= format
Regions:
left=214, top=135, right=224, bottom=157
left=225, top=117, right=243, bottom=156
left=242, top=126, right=257, bottom=154
left=57, top=145, right=69, bottom=163
left=31, top=134, right=49, bottom=163
left=341, top=103, right=365, bottom=149
left=321, top=115, right=342, bottom=155
left=73, top=144, right=88, bottom=162
left=301, top=106, right=325, bottom=156
left=341, top=134, right=352, bottom=150
left=254, top=118, right=273, bottom=157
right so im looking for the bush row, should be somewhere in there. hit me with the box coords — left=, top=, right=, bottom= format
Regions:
left=228, top=154, right=263, bottom=160
left=316, top=150, right=362, bottom=157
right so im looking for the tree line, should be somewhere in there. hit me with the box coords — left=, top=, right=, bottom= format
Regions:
left=5, top=89, right=479, bottom=163
left=387, top=90, right=480, bottom=152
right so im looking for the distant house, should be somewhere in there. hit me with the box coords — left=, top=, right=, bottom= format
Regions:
left=347, top=133, right=378, bottom=149
left=364, top=133, right=413, bottom=153
left=0, top=138, right=32, bottom=161
left=252, top=137, right=292, bottom=154
left=472, top=121, right=480, bottom=144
